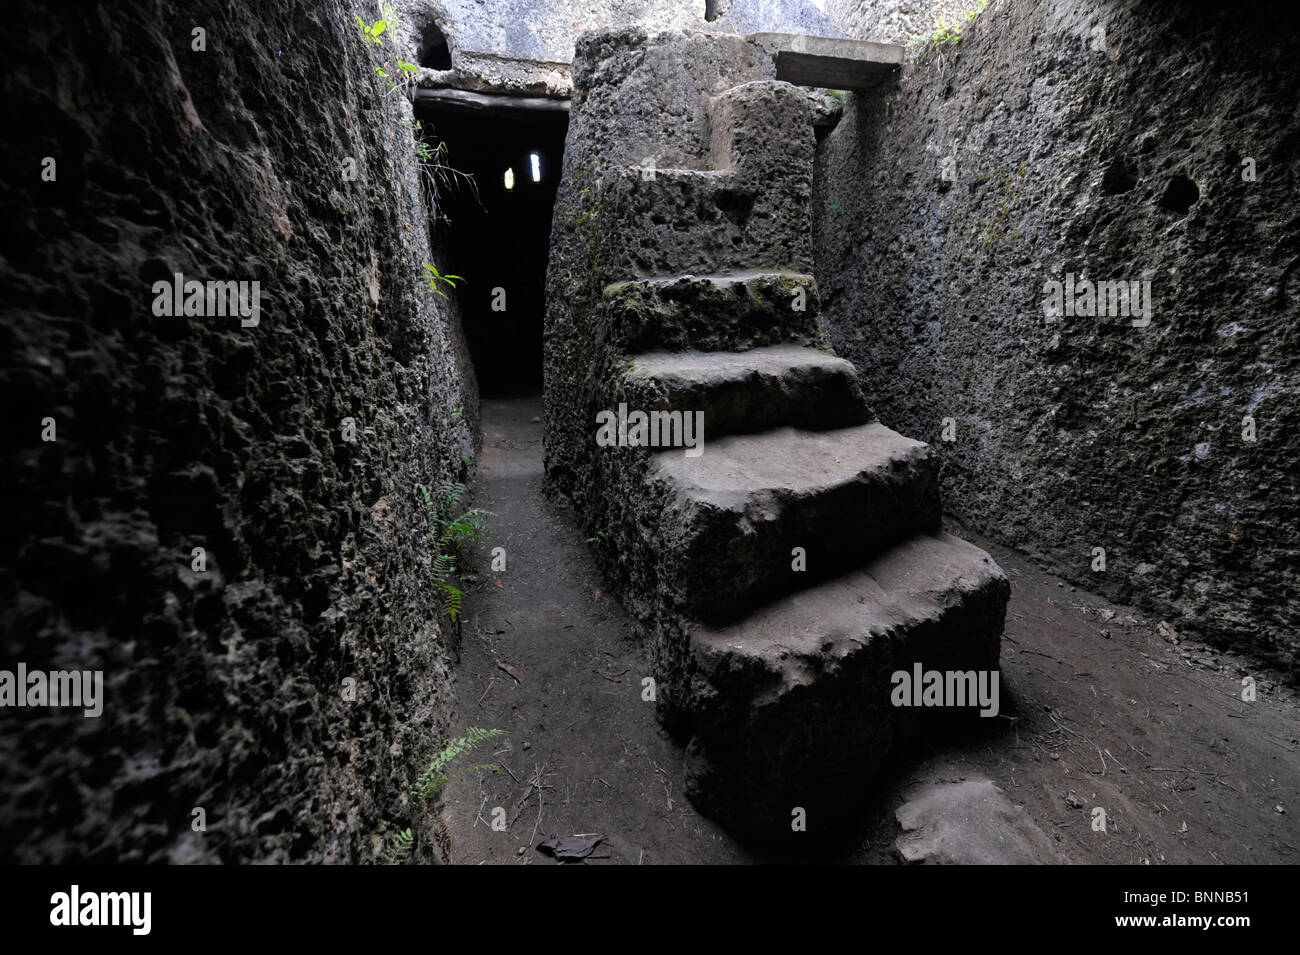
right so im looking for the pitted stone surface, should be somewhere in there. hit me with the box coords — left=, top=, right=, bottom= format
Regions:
left=623, top=345, right=872, bottom=436
left=894, top=779, right=1067, bottom=865
left=603, top=273, right=824, bottom=354
left=815, top=0, right=1300, bottom=673
left=680, top=534, right=1009, bottom=838
left=645, top=422, right=941, bottom=620
left=0, top=0, right=476, bottom=863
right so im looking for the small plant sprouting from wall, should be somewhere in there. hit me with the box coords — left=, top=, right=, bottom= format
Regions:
left=925, top=0, right=988, bottom=49
left=376, top=57, right=420, bottom=96
left=357, top=3, right=415, bottom=96
left=355, top=15, right=387, bottom=45
left=412, top=727, right=504, bottom=802
left=417, top=481, right=491, bottom=620
left=400, top=119, right=480, bottom=223
left=357, top=7, right=478, bottom=221
left=422, top=261, right=464, bottom=299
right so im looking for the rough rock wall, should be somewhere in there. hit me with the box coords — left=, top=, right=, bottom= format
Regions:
left=395, top=0, right=846, bottom=98
left=0, top=0, right=476, bottom=862
left=814, top=0, right=1299, bottom=675
left=828, top=0, right=974, bottom=44
left=427, top=0, right=702, bottom=63
left=712, top=0, right=847, bottom=37
left=426, top=0, right=843, bottom=63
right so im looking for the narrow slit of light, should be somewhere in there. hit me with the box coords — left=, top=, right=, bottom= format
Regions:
left=504, top=167, right=515, bottom=191
left=530, top=153, right=541, bottom=182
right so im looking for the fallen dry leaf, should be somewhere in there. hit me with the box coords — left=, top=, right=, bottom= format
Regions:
left=498, top=662, right=524, bottom=684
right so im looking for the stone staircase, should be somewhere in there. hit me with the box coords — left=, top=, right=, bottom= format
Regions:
left=545, top=28, right=1010, bottom=843
left=615, top=335, right=1009, bottom=839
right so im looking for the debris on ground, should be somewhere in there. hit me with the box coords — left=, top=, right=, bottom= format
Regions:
left=537, top=834, right=605, bottom=861
left=498, top=662, right=525, bottom=684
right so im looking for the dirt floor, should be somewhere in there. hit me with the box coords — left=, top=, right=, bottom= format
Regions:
left=440, top=396, right=1300, bottom=865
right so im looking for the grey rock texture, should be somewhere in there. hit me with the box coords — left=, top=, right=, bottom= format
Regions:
left=894, top=779, right=1066, bottom=864
left=622, top=345, right=873, bottom=436
left=412, top=0, right=846, bottom=66
left=417, top=0, right=703, bottom=65
left=646, top=422, right=942, bottom=621
left=0, top=0, right=476, bottom=862
left=713, top=0, right=848, bottom=38
left=604, top=274, right=824, bottom=354
left=684, top=536, right=1008, bottom=837
left=814, top=0, right=1300, bottom=676
left=828, top=0, right=975, bottom=44
left=389, top=1, right=852, bottom=99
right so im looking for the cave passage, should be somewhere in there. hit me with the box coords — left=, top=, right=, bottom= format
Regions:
left=420, top=106, right=568, bottom=397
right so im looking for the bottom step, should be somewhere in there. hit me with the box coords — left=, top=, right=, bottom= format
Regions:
left=673, top=532, right=1010, bottom=842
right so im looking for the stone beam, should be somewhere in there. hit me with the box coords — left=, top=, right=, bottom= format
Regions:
left=747, top=32, right=904, bottom=89
left=413, top=88, right=570, bottom=121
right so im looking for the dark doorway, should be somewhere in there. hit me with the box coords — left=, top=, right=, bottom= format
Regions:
left=417, top=104, right=567, bottom=397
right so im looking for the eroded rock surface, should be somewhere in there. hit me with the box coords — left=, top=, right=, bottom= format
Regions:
left=815, top=0, right=1300, bottom=676
left=894, top=779, right=1066, bottom=865
left=0, top=0, right=476, bottom=863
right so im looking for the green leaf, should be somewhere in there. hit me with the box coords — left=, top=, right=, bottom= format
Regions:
left=372, top=20, right=387, bottom=36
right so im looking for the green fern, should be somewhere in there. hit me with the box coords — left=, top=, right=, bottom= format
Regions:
left=417, top=482, right=492, bottom=621
left=412, top=727, right=503, bottom=802
left=441, top=582, right=463, bottom=619
left=431, top=551, right=456, bottom=584
left=441, top=508, right=490, bottom=544
left=437, top=480, right=466, bottom=514
left=383, top=827, right=414, bottom=864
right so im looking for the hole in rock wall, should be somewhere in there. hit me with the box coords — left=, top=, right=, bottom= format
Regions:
left=1101, top=158, right=1138, bottom=195
left=1158, top=173, right=1200, bottom=214
left=420, top=22, right=452, bottom=69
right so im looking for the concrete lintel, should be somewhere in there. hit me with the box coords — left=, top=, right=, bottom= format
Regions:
left=748, top=32, right=904, bottom=90
left=413, top=88, right=570, bottom=121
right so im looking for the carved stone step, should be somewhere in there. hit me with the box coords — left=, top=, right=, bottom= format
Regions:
left=645, top=421, right=941, bottom=621
left=621, top=344, right=872, bottom=439
left=678, top=532, right=1010, bottom=841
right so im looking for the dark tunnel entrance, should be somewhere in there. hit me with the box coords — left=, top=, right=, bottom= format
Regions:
left=417, top=102, right=568, bottom=397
